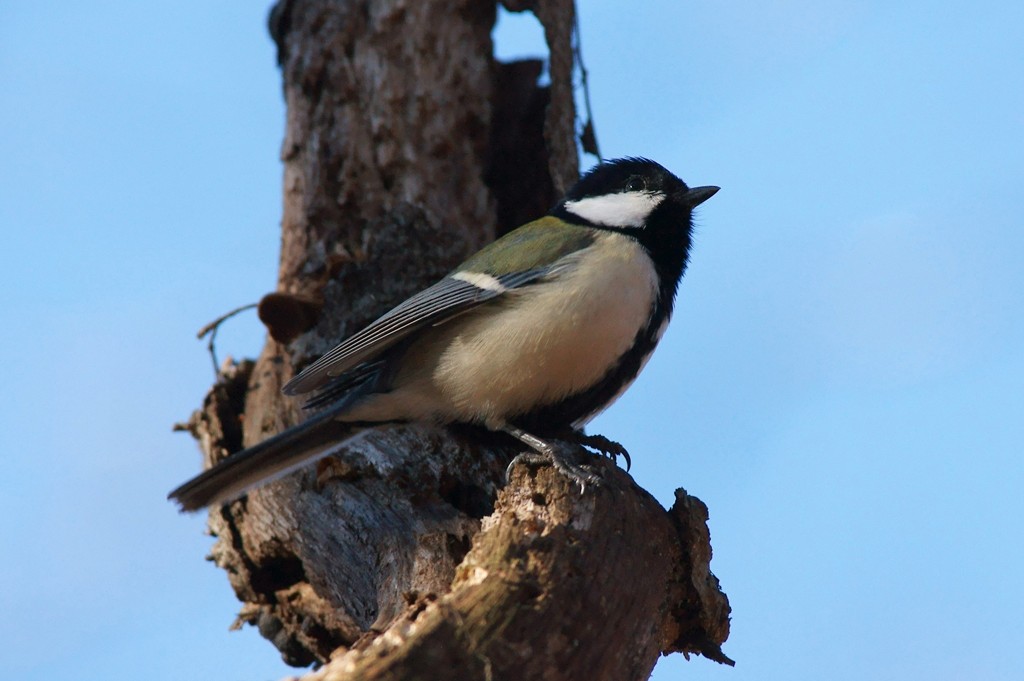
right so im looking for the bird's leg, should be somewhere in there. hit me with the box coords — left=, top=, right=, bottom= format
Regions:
left=569, top=430, right=632, bottom=472
left=501, top=424, right=602, bottom=493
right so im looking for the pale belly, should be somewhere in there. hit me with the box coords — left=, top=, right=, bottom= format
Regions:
left=341, top=232, right=658, bottom=428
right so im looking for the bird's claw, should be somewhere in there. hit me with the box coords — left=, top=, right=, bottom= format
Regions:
left=571, top=432, right=632, bottom=471
left=505, top=443, right=602, bottom=494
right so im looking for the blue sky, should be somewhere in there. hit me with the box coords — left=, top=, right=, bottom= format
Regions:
left=2, top=2, right=1022, bottom=680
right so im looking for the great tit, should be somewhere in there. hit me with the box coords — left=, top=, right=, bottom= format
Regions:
left=169, top=157, right=717, bottom=511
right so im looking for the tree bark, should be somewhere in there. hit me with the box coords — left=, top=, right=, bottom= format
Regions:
left=179, top=0, right=731, bottom=677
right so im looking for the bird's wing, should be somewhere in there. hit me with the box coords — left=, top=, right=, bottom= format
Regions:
left=282, top=269, right=543, bottom=395
left=283, top=218, right=597, bottom=396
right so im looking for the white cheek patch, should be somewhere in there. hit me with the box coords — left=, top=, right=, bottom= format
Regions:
left=563, top=191, right=666, bottom=228
left=452, top=271, right=507, bottom=293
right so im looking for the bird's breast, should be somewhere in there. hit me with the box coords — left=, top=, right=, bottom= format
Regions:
left=428, top=231, right=659, bottom=426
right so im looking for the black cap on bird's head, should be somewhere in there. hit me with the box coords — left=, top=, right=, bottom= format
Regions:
left=563, top=157, right=679, bottom=200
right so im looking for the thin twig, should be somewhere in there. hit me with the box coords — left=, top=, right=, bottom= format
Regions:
left=572, top=11, right=601, bottom=160
left=196, top=303, right=258, bottom=377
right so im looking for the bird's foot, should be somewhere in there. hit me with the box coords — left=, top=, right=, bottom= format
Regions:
left=505, top=447, right=602, bottom=494
left=501, top=425, right=602, bottom=494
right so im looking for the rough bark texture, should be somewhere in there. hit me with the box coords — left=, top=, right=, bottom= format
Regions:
left=178, top=0, right=731, bottom=678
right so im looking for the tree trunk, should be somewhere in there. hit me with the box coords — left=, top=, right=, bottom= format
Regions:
left=180, top=0, right=731, bottom=678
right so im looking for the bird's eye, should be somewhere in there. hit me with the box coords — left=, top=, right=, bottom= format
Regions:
left=624, top=176, right=646, bottom=192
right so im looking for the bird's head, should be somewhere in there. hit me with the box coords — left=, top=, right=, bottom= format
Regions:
left=554, top=157, right=718, bottom=280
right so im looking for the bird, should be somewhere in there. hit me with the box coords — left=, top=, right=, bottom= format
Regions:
left=169, top=157, right=717, bottom=512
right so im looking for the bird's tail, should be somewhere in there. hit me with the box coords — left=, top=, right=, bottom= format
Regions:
left=168, top=404, right=357, bottom=512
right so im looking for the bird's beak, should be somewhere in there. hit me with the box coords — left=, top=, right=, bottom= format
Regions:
left=681, top=185, right=719, bottom=208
